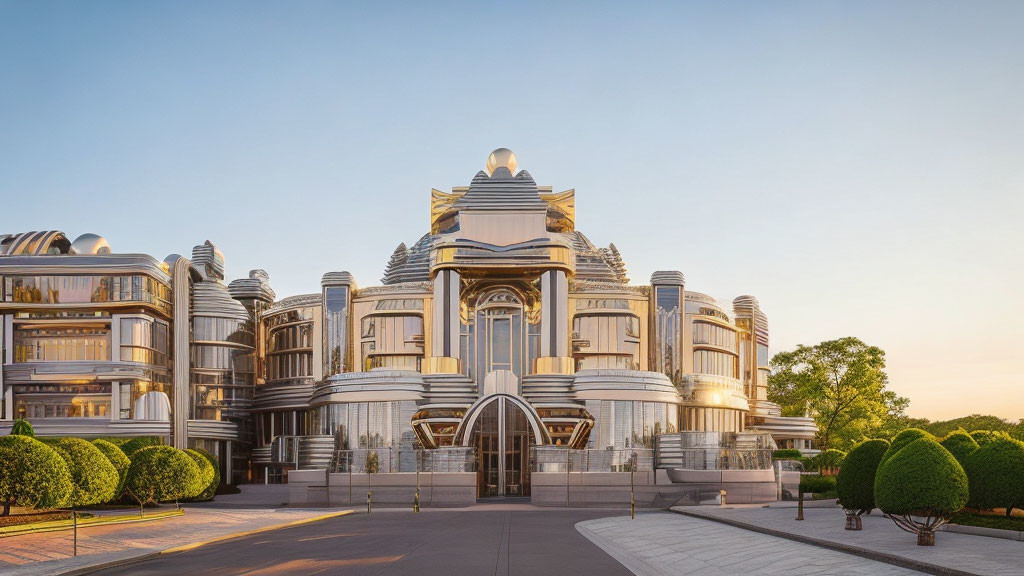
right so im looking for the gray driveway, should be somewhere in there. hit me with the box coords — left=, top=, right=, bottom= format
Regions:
left=100, top=507, right=634, bottom=576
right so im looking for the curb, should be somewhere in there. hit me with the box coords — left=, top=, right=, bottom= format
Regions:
left=56, top=509, right=354, bottom=576
left=670, top=509, right=980, bottom=576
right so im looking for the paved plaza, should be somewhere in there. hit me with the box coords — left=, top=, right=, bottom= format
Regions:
left=3, top=485, right=1022, bottom=576
left=676, top=505, right=1024, bottom=576
left=577, top=512, right=925, bottom=576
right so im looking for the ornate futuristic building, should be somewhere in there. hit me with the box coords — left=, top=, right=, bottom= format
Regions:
left=0, top=149, right=815, bottom=494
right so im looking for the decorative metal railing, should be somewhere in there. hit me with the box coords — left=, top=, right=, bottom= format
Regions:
left=328, top=446, right=476, bottom=474
left=529, top=446, right=655, bottom=472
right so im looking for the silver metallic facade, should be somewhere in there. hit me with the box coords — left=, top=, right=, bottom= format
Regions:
left=0, top=149, right=815, bottom=491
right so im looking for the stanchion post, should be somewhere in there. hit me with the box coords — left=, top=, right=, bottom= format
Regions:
left=796, top=488, right=805, bottom=521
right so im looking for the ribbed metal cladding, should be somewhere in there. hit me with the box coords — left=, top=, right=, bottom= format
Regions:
left=453, top=168, right=547, bottom=210
left=650, top=270, right=686, bottom=286
left=733, top=295, right=769, bottom=345
left=228, top=269, right=275, bottom=303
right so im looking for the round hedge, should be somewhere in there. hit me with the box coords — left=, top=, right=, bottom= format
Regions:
left=836, top=438, right=889, bottom=514
left=940, top=430, right=979, bottom=466
left=120, top=436, right=163, bottom=456
left=11, top=419, right=35, bottom=437
left=92, top=439, right=131, bottom=495
left=54, top=438, right=119, bottom=506
left=879, top=428, right=934, bottom=468
left=0, top=435, right=72, bottom=512
left=183, top=449, right=215, bottom=501
left=970, top=430, right=1011, bottom=447
left=963, top=437, right=1024, bottom=514
left=875, top=437, right=968, bottom=518
left=124, top=446, right=202, bottom=504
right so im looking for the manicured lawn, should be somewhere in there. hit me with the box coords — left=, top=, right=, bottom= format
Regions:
left=950, top=510, right=1024, bottom=532
left=0, top=510, right=94, bottom=528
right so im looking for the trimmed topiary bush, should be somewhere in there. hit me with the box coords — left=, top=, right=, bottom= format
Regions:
left=836, top=438, right=889, bottom=526
left=970, top=430, right=1011, bottom=447
left=875, top=437, right=968, bottom=545
left=0, top=435, right=73, bottom=515
left=54, top=438, right=119, bottom=507
left=940, top=430, right=979, bottom=466
left=963, top=437, right=1024, bottom=516
left=124, top=446, right=202, bottom=506
left=773, top=449, right=803, bottom=460
left=120, top=436, right=163, bottom=456
left=879, top=428, right=934, bottom=468
left=92, top=439, right=131, bottom=497
left=183, top=449, right=215, bottom=501
left=10, top=418, right=34, bottom=437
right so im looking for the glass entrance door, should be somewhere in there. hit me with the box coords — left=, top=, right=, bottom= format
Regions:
left=469, top=396, right=534, bottom=498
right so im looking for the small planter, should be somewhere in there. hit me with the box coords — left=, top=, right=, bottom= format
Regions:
left=845, top=515, right=862, bottom=530
left=917, top=529, right=935, bottom=546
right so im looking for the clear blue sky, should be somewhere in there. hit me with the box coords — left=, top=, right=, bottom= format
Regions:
left=1, top=1, right=1021, bottom=421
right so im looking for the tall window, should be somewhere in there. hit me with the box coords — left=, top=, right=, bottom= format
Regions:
left=654, top=286, right=682, bottom=382
left=473, top=290, right=524, bottom=381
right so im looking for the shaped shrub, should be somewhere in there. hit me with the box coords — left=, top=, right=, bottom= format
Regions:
left=940, top=430, right=979, bottom=466
left=0, top=435, right=72, bottom=515
left=124, top=446, right=203, bottom=505
left=879, top=428, right=934, bottom=467
left=836, top=439, right=889, bottom=515
left=54, top=438, right=119, bottom=507
left=970, top=430, right=1011, bottom=447
left=10, top=418, right=34, bottom=437
left=93, top=439, right=131, bottom=496
left=183, top=449, right=216, bottom=501
left=773, top=449, right=802, bottom=460
left=875, top=437, right=968, bottom=545
left=120, top=436, right=163, bottom=456
left=963, top=437, right=1024, bottom=516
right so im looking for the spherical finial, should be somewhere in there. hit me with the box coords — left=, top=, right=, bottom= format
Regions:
left=485, top=148, right=517, bottom=176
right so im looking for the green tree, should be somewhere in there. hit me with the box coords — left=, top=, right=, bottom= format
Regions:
left=768, top=337, right=908, bottom=451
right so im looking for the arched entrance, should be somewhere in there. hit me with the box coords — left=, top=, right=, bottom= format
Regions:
left=454, top=394, right=550, bottom=498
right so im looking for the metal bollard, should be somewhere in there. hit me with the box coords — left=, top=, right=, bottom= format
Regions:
left=413, top=488, right=420, bottom=513
left=796, top=489, right=804, bottom=521
left=367, top=490, right=372, bottom=514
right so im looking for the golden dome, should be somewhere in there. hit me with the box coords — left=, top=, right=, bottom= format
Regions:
left=485, top=148, right=517, bottom=176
